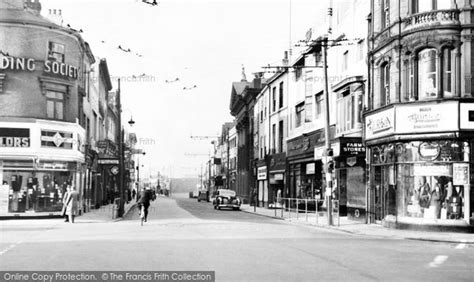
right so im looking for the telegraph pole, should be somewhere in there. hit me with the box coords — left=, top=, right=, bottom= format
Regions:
left=322, top=38, right=333, bottom=226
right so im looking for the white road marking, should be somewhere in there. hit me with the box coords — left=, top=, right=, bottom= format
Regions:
left=455, top=240, right=467, bottom=250
left=0, top=244, right=17, bottom=256
left=429, top=255, right=448, bottom=268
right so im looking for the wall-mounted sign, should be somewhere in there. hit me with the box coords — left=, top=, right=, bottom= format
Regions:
left=341, top=141, right=365, bottom=157
left=0, top=128, right=30, bottom=148
left=306, top=163, right=315, bottom=174
left=0, top=56, right=78, bottom=79
left=396, top=102, right=458, bottom=133
left=414, top=163, right=452, bottom=176
left=365, top=108, right=395, bottom=140
left=460, top=103, right=474, bottom=129
left=98, top=158, right=119, bottom=165
left=41, top=130, right=74, bottom=149
left=453, top=163, right=469, bottom=185
left=257, top=166, right=267, bottom=180
left=418, top=142, right=440, bottom=160
left=37, top=162, right=69, bottom=170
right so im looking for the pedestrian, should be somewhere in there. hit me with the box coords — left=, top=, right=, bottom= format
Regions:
left=137, top=187, right=152, bottom=222
left=65, top=185, right=79, bottom=223
left=61, top=186, right=71, bottom=222
left=132, top=189, right=136, bottom=200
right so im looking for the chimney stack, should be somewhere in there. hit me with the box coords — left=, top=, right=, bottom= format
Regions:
left=47, top=7, right=64, bottom=26
left=282, top=51, right=289, bottom=67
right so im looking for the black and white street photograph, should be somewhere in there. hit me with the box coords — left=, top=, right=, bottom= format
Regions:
left=1, top=0, right=474, bottom=281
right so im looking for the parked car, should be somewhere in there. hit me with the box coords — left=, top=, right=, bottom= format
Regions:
left=197, top=191, right=209, bottom=202
left=213, top=189, right=241, bottom=210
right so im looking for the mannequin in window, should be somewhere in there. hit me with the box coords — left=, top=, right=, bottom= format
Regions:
left=429, top=183, right=444, bottom=219
left=448, top=186, right=463, bottom=219
left=418, top=177, right=430, bottom=209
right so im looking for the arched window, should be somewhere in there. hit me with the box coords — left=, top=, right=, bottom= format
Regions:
left=417, top=48, right=437, bottom=100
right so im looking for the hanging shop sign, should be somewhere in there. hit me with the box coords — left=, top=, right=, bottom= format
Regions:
left=0, top=56, right=78, bottom=79
left=110, top=166, right=119, bottom=175
left=365, top=108, right=394, bottom=140
left=0, top=128, right=30, bottom=148
left=257, top=166, right=267, bottom=180
left=453, top=163, right=469, bottom=185
left=396, top=102, right=458, bottom=134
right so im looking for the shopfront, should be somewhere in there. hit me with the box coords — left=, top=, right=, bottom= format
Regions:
left=365, top=101, right=473, bottom=227
left=368, top=140, right=472, bottom=225
left=268, top=152, right=286, bottom=207
left=256, top=161, right=267, bottom=207
left=0, top=121, right=86, bottom=217
left=287, top=129, right=332, bottom=201
left=335, top=139, right=366, bottom=219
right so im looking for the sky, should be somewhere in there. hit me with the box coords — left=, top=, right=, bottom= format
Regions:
left=39, top=0, right=329, bottom=178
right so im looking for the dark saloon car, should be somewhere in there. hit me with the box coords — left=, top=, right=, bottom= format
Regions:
left=213, top=189, right=241, bottom=210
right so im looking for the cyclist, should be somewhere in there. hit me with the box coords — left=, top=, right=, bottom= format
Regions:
left=137, top=187, right=152, bottom=222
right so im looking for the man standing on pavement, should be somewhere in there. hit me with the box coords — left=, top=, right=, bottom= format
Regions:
left=65, top=185, right=79, bottom=223
left=136, top=187, right=152, bottom=222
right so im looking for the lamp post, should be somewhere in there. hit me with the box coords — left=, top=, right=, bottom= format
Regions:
left=117, top=79, right=136, bottom=217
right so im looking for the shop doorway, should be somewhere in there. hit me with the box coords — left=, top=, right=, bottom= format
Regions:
left=372, top=165, right=396, bottom=223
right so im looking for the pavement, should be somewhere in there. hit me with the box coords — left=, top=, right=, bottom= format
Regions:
left=3, top=196, right=473, bottom=245
left=239, top=204, right=474, bottom=244
left=78, top=200, right=137, bottom=222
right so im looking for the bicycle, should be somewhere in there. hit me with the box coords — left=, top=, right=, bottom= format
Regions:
left=138, top=204, right=146, bottom=226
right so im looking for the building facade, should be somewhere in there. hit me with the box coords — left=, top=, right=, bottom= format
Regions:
left=365, top=0, right=474, bottom=227
left=0, top=0, right=92, bottom=216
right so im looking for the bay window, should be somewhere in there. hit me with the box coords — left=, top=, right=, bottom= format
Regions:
left=336, top=85, right=363, bottom=135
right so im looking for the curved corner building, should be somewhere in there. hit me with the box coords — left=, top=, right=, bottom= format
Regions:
left=0, top=0, right=94, bottom=216
left=366, top=0, right=473, bottom=229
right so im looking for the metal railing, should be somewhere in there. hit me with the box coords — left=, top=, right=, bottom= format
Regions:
left=275, top=198, right=340, bottom=226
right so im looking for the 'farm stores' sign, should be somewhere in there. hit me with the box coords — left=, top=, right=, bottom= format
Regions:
left=396, top=102, right=458, bottom=134
left=0, top=56, right=78, bottom=79
left=365, top=108, right=395, bottom=140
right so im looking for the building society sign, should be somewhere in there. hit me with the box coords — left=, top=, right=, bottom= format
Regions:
left=0, top=55, right=78, bottom=79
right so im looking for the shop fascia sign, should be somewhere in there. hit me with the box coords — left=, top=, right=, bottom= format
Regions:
left=0, top=55, right=78, bottom=79
left=0, top=128, right=30, bottom=148
left=396, top=102, right=458, bottom=133
left=365, top=108, right=394, bottom=140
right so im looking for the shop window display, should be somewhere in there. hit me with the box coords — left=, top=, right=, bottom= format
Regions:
left=3, top=170, right=73, bottom=213
left=372, top=140, right=470, bottom=222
